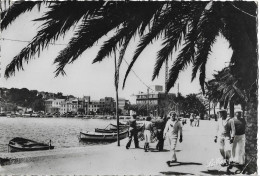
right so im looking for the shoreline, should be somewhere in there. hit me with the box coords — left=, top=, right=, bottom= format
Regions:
left=0, top=139, right=117, bottom=166
left=0, top=121, right=242, bottom=175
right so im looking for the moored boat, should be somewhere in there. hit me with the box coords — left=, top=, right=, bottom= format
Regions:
left=79, top=130, right=129, bottom=141
left=8, top=137, right=54, bottom=152
left=94, top=123, right=128, bottom=133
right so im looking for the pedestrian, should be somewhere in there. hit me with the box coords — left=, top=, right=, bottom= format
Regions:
left=126, top=114, right=139, bottom=149
left=195, top=114, right=200, bottom=127
left=214, top=114, right=218, bottom=121
left=231, top=110, right=246, bottom=166
left=164, top=111, right=183, bottom=165
left=214, top=110, right=235, bottom=166
left=155, top=115, right=167, bottom=151
left=142, top=116, right=153, bottom=152
left=190, top=113, right=194, bottom=126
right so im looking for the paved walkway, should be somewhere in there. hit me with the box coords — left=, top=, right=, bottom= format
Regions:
left=0, top=120, right=232, bottom=175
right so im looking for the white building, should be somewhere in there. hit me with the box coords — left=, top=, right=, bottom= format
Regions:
left=118, top=98, right=130, bottom=115
left=45, top=99, right=65, bottom=113
left=88, top=100, right=100, bottom=113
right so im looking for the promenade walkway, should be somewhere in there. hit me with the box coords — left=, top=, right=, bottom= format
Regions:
left=0, top=120, right=231, bottom=175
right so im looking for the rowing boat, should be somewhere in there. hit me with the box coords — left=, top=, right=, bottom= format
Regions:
left=79, top=130, right=129, bottom=141
left=8, top=137, right=54, bottom=152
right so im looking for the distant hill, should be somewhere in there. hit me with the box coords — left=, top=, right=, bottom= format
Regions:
left=0, top=87, right=75, bottom=112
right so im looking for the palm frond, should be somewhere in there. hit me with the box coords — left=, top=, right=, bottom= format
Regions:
left=165, top=3, right=208, bottom=92
left=191, top=3, right=222, bottom=92
left=152, top=20, right=187, bottom=80
left=122, top=4, right=179, bottom=88
left=92, top=3, right=161, bottom=64
left=54, top=3, right=129, bottom=76
left=117, top=33, right=133, bottom=71
left=5, top=2, right=104, bottom=78
left=1, top=1, right=42, bottom=31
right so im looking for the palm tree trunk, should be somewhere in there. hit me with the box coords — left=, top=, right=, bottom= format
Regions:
left=229, top=101, right=234, bottom=117
left=244, top=101, right=257, bottom=174
left=114, top=51, right=120, bottom=146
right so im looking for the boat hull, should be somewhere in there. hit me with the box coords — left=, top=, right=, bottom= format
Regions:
left=8, top=144, right=54, bottom=153
left=8, top=137, right=54, bottom=153
left=79, top=130, right=129, bottom=142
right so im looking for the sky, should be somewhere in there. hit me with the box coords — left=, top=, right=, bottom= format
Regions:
left=0, top=5, right=232, bottom=103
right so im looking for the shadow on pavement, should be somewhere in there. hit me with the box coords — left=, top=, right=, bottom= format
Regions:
left=160, top=171, right=194, bottom=175
left=149, top=148, right=170, bottom=152
left=167, top=162, right=202, bottom=167
left=201, top=170, right=227, bottom=175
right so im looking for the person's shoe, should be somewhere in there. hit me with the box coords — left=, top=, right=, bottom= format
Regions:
left=171, top=159, right=177, bottom=163
left=220, top=160, right=228, bottom=167
left=166, top=161, right=171, bottom=167
left=156, top=145, right=159, bottom=150
left=126, top=146, right=129, bottom=149
left=221, top=163, right=228, bottom=167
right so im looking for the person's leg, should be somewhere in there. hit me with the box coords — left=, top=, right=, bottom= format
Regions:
left=156, top=130, right=160, bottom=150
left=171, top=137, right=178, bottom=161
left=144, top=130, right=148, bottom=151
left=197, top=120, right=199, bottom=127
left=225, top=150, right=231, bottom=164
left=219, top=137, right=226, bottom=161
left=158, top=130, right=164, bottom=151
left=225, top=137, right=232, bottom=164
left=237, top=134, right=245, bottom=165
left=126, top=130, right=133, bottom=149
left=231, top=135, right=238, bottom=163
left=147, top=130, right=151, bottom=150
left=133, top=130, right=139, bottom=148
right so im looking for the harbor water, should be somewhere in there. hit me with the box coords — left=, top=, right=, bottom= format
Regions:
left=0, top=117, right=119, bottom=153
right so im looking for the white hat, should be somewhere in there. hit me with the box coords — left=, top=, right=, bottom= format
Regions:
left=235, top=109, right=243, bottom=113
left=130, top=110, right=136, bottom=116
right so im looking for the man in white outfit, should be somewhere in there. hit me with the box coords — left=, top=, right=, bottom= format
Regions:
left=231, top=110, right=246, bottom=166
left=164, top=111, right=183, bottom=165
left=214, top=110, right=235, bottom=166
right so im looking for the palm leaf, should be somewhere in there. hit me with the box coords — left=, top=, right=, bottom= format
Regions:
left=152, top=20, right=187, bottom=80
left=122, top=3, right=180, bottom=88
left=4, top=2, right=104, bottom=78
left=191, top=3, right=222, bottom=93
left=54, top=3, right=130, bottom=76
left=1, top=1, right=43, bottom=31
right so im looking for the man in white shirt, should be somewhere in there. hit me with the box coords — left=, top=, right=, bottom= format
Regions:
left=214, top=110, right=235, bottom=166
left=195, top=114, right=200, bottom=127
left=164, top=111, right=183, bottom=165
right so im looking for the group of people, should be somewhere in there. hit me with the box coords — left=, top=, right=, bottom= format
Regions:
left=126, top=111, right=183, bottom=165
left=125, top=109, right=246, bottom=168
left=215, top=109, right=246, bottom=168
left=189, top=113, right=200, bottom=127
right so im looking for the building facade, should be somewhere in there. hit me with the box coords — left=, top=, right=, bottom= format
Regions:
left=45, top=96, right=128, bottom=115
left=135, top=85, right=177, bottom=116
left=45, top=99, right=65, bottom=113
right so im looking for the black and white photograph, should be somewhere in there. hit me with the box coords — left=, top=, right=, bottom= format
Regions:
left=0, top=1, right=258, bottom=175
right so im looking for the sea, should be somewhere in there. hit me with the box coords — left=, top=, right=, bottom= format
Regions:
left=0, top=117, right=120, bottom=153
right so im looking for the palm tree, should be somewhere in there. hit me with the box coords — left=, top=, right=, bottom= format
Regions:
left=206, top=67, right=257, bottom=172
left=1, top=1, right=257, bottom=173
left=206, top=67, right=249, bottom=116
